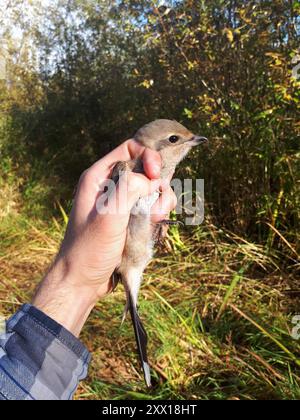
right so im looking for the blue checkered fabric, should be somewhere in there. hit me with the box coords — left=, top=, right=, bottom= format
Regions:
left=0, top=304, right=91, bottom=400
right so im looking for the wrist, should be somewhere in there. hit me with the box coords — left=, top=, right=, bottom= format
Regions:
left=32, top=259, right=99, bottom=337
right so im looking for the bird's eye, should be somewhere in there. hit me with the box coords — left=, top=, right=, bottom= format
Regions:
left=169, top=135, right=179, bottom=143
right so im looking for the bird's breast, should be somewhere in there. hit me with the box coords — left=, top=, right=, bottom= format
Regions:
left=131, top=191, right=160, bottom=216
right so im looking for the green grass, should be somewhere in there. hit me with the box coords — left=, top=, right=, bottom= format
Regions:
left=0, top=172, right=299, bottom=400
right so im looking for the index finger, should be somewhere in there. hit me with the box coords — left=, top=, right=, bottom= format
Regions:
left=88, top=139, right=161, bottom=180
left=88, top=139, right=144, bottom=178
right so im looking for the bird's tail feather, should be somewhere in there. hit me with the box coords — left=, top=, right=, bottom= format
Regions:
left=121, top=300, right=129, bottom=324
left=127, top=292, right=151, bottom=388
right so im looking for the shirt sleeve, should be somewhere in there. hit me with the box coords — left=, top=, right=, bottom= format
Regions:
left=0, top=304, right=91, bottom=400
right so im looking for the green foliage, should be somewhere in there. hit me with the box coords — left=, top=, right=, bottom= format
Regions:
left=1, top=0, right=299, bottom=257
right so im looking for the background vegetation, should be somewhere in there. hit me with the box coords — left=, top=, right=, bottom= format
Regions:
left=0, top=0, right=299, bottom=399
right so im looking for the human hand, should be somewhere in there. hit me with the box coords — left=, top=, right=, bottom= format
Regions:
left=33, top=140, right=177, bottom=336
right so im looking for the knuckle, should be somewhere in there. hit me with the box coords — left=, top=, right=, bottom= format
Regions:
left=79, top=169, right=93, bottom=188
left=130, top=174, right=146, bottom=192
left=79, top=169, right=88, bottom=183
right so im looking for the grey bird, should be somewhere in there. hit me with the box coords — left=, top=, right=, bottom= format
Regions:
left=111, top=119, right=207, bottom=387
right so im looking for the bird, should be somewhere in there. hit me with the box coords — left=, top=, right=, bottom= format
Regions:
left=111, top=119, right=207, bottom=387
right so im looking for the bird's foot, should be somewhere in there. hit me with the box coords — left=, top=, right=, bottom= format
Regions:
left=153, top=219, right=183, bottom=244
left=158, top=219, right=184, bottom=226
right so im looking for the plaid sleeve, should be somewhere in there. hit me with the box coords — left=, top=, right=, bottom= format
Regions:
left=0, top=304, right=91, bottom=400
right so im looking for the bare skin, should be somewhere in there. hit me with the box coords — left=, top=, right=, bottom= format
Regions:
left=32, top=139, right=177, bottom=337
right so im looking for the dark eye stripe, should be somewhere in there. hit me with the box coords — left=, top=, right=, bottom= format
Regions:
left=169, top=135, right=179, bottom=143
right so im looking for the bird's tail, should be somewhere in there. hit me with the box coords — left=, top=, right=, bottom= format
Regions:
left=116, top=268, right=151, bottom=387
left=127, top=291, right=151, bottom=388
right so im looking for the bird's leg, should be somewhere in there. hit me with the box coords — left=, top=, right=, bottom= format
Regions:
left=158, top=220, right=184, bottom=226
left=153, top=220, right=183, bottom=244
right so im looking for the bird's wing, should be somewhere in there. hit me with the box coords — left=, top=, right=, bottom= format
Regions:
left=109, top=158, right=142, bottom=291
left=110, top=160, right=136, bottom=184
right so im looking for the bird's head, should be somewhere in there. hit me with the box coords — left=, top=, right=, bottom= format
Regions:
left=134, top=119, right=208, bottom=174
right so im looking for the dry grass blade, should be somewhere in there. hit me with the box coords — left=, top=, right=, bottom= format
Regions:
left=229, top=303, right=300, bottom=367
left=265, top=222, right=299, bottom=259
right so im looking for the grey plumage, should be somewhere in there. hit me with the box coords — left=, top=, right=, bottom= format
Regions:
left=111, top=119, right=207, bottom=387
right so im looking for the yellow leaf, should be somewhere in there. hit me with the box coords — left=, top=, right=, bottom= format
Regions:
left=224, top=29, right=234, bottom=43
left=140, top=79, right=154, bottom=89
left=188, top=61, right=195, bottom=70
left=284, top=93, right=293, bottom=101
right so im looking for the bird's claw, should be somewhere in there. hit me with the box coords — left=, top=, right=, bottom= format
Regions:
left=158, top=219, right=184, bottom=226
left=153, top=219, right=183, bottom=244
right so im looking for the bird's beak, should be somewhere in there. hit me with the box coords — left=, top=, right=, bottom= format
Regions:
left=189, top=135, right=208, bottom=146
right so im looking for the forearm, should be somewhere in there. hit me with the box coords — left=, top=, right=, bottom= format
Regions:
left=0, top=259, right=105, bottom=400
